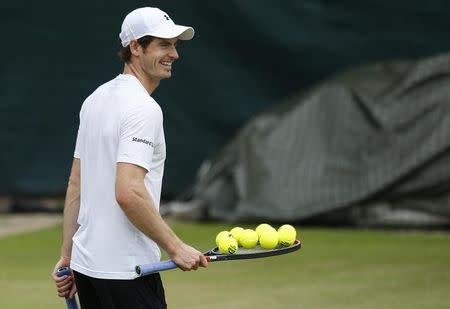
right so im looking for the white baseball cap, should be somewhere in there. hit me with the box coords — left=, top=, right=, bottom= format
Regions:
left=119, top=7, right=195, bottom=47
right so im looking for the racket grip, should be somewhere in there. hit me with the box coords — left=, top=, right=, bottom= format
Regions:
left=136, top=260, right=177, bottom=276
left=56, top=267, right=79, bottom=309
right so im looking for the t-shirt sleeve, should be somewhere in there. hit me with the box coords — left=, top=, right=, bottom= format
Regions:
left=73, top=128, right=81, bottom=159
left=117, top=104, right=162, bottom=171
left=74, top=110, right=82, bottom=159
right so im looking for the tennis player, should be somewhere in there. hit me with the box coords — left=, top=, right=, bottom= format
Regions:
left=51, top=7, right=208, bottom=308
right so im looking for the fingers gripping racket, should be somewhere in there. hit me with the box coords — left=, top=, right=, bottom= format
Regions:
left=56, top=267, right=78, bottom=309
left=136, top=239, right=301, bottom=277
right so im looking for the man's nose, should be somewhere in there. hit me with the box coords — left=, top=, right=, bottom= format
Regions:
left=169, top=46, right=179, bottom=60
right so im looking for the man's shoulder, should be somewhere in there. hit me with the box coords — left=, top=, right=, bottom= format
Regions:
left=82, top=77, right=120, bottom=105
left=83, top=75, right=162, bottom=116
left=93, top=76, right=118, bottom=93
left=125, top=98, right=162, bottom=121
left=112, top=76, right=157, bottom=104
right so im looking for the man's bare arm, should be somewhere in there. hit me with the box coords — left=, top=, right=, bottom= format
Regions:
left=61, top=158, right=81, bottom=258
left=115, top=162, right=207, bottom=271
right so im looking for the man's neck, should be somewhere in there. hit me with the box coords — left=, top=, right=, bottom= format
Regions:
left=123, top=63, right=160, bottom=94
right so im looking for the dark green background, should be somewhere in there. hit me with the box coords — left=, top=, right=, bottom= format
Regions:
left=1, top=0, right=450, bottom=196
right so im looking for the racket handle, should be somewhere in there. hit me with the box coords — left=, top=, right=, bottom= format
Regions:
left=136, top=260, right=177, bottom=276
left=136, top=256, right=213, bottom=277
left=56, top=267, right=79, bottom=309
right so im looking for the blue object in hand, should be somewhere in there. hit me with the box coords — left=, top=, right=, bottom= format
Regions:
left=56, top=267, right=78, bottom=309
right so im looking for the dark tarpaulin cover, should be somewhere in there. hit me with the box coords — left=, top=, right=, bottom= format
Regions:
left=193, top=52, right=450, bottom=221
left=2, top=1, right=450, bottom=197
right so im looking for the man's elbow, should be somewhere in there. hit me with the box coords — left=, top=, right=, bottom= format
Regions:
left=115, top=188, right=131, bottom=208
left=115, top=185, right=140, bottom=211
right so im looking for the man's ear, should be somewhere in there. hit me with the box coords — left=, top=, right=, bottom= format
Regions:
left=129, top=40, right=140, bottom=57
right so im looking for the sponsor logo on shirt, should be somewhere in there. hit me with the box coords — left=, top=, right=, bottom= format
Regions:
left=132, top=137, right=155, bottom=148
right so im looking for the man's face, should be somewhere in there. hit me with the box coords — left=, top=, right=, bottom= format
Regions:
left=138, top=37, right=179, bottom=81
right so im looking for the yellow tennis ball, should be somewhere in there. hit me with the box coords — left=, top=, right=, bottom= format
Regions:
left=230, top=227, right=245, bottom=246
left=218, top=236, right=238, bottom=254
left=259, top=230, right=279, bottom=249
left=255, top=223, right=275, bottom=238
left=240, top=229, right=259, bottom=249
left=277, top=224, right=297, bottom=247
left=215, top=231, right=232, bottom=247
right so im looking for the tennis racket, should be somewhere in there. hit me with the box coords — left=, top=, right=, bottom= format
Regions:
left=136, top=239, right=301, bottom=277
left=56, top=267, right=78, bottom=309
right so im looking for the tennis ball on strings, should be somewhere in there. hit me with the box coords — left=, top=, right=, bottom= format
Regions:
left=239, top=229, right=259, bottom=249
left=230, top=227, right=245, bottom=246
left=259, top=229, right=279, bottom=249
left=255, top=223, right=276, bottom=239
left=277, top=224, right=297, bottom=247
left=218, top=236, right=238, bottom=254
left=215, top=231, right=232, bottom=247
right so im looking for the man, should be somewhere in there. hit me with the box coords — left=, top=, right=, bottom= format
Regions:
left=51, top=7, right=208, bottom=308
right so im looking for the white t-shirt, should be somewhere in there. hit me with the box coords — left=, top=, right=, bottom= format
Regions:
left=70, top=74, right=166, bottom=279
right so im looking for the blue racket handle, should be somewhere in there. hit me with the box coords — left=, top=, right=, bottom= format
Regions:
left=56, top=267, right=79, bottom=309
left=136, top=260, right=177, bottom=276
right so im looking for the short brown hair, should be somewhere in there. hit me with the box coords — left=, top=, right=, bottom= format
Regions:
left=118, top=36, right=154, bottom=63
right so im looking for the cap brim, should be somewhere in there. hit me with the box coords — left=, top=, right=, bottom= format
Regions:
left=151, top=24, right=194, bottom=40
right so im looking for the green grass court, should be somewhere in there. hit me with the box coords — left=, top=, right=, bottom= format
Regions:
left=0, top=222, right=449, bottom=308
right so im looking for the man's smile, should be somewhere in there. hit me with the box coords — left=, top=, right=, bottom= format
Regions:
left=160, top=61, right=173, bottom=69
